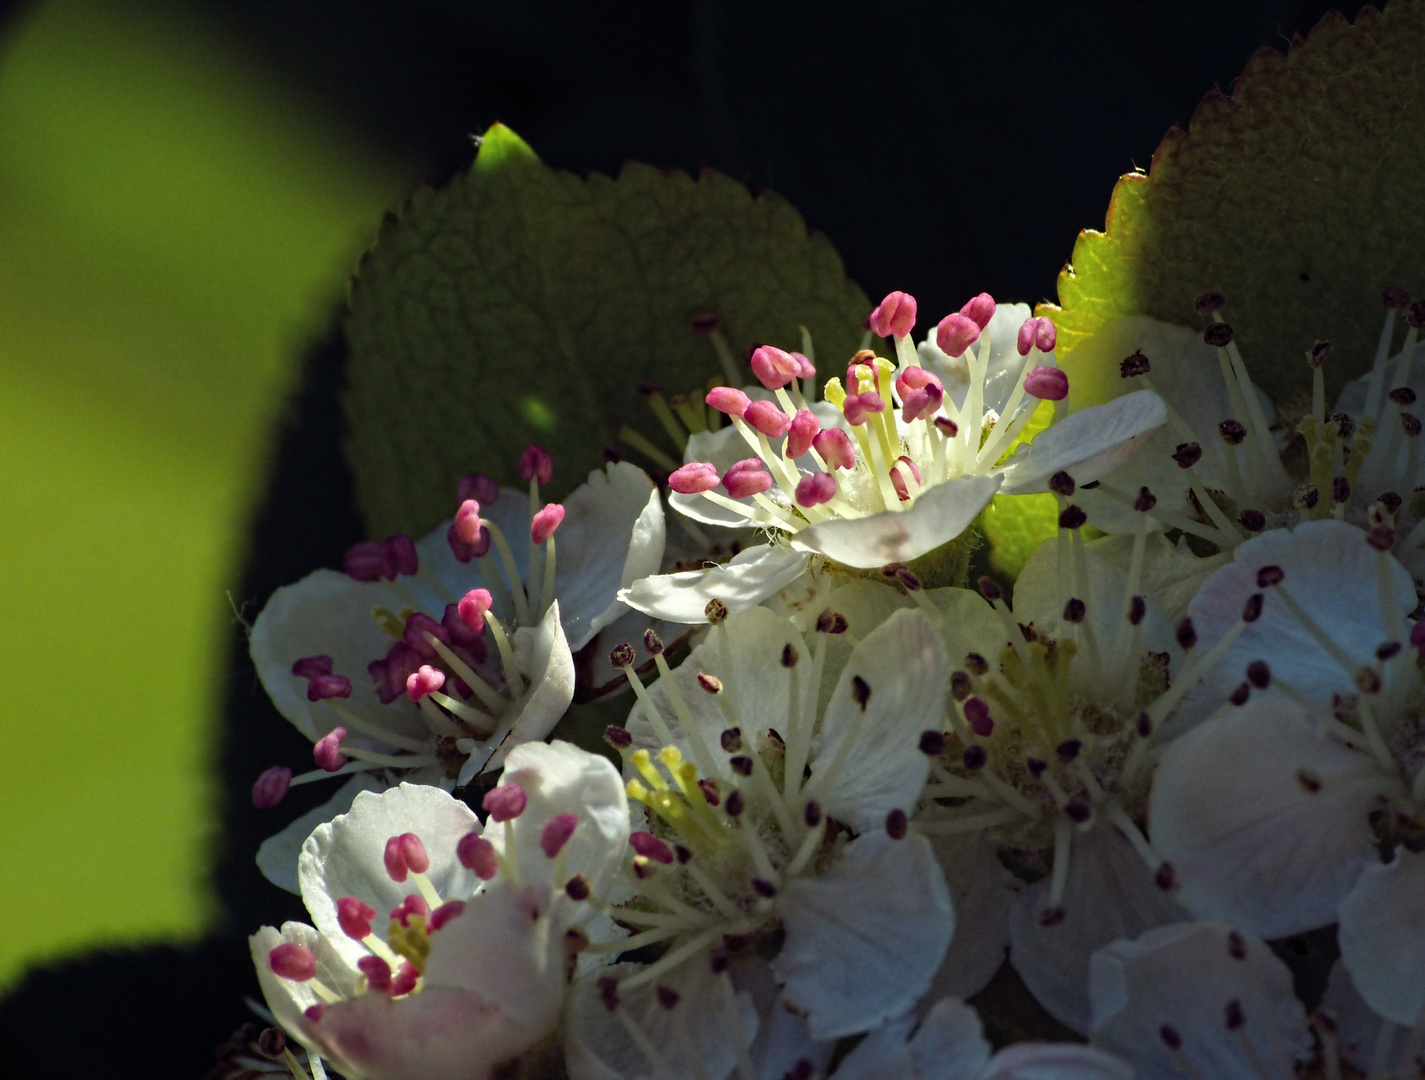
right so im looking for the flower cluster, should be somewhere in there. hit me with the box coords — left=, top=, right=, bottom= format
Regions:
left=235, top=288, right=1425, bottom=1080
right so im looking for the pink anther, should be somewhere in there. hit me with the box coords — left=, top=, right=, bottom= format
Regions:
left=268, top=942, right=317, bottom=981
left=705, top=386, right=751, bottom=417
left=306, top=674, right=352, bottom=702
left=390, top=961, right=419, bottom=997
left=519, top=445, right=554, bottom=485
left=457, top=832, right=499, bottom=879
left=786, top=410, right=821, bottom=459
left=390, top=895, right=430, bottom=926
left=454, top=499, right=483, bottom=545
left=383, top=534, right=418, bottom=578
left=669, top=462, right=721, bottom=494
left=793, top=352, right=816, bottom=378
left=344, top=541, right=385, bottom=582
left=405, top=664, right=445, bottom=703
left=936, top=313, right=981, bottom=358
left=358, top=954, right=392, bottom=993
left=447, top=521, right=490, bottom=563
left=404, top=612, right=450, bottom=661
left=313, top=727, right=348, bottom=772
left=743, top=399, right=793, bottom=438
left=842, top=391, right=885, bottom=426
left=813, top=428, right=856, bottom=470
left=540, top=813, right=579, bottom=858
left=894, top=366, right=937, bottom=396
left=442, top=602, right=482, bottom=648
left=251, top=766, right=292, bottom=809
left=1023, top=365, right=1069, bottom=401
left=796, top=471, right=838, bottom=508
left=901, top=382, right=944, bottom=423
left=291, top=655, right=333, bottom=679
left=531, top=503, right=566, bottom=543
left=457, top=473, right=499, bottom=504
left=457, top=589, right=494, bottom=636
left=629, top=831, right=675, bottom=865
left=1016, top=316, right=1056, bottom=356
left=383, top=832, right=431, bottom=882
left=959, top=292, right=997, bottom=330
left=750, top=345, right=802, bottom=390
left=722, top=459, right=774, bottom=499
left=337, top=896, right=377, bottom=940
left=304, top=1004, right=328, bottom=1023
left=889, top=456, right=923, bottom=502
left=429, top=899, right=467, bottom=931
left=483, top=782, right=528, bottom=822
left=869, top=290, right=918, bottom=339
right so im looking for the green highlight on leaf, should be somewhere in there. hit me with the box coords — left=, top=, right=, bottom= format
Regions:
left=344, top=123, right=870, bottom=536
left=1041, top=4, right=1425, bottom=408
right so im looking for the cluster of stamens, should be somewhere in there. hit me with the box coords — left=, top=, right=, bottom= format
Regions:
left=1106, top=290, right=1425, bottom=583
left=918, top=476, right=1272, bottom=921
left=252, top=447, right=569, bottom=807
left=665, top=290, right=1067, bottom=537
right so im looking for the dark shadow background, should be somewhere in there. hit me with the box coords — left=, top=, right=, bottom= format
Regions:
left=0, top=0, right=1341, bottom=1076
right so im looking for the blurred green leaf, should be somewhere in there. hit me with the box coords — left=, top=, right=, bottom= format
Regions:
left=1042, top=4, right=1425, bottom=406
left=0, top=0, right=403, bottom=987
left=344, top=124, right=870, bottom=536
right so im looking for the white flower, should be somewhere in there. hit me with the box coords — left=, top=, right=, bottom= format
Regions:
left=1071, top=296, right=1425, bottom=583
left=623, top=292, right=1163, bottom=623
left=1319, top=959, right=1423, bottom=1077
left=251, top=743, right=629, bottom=1080
left=247, top=459, right=662, bottom=809
left=1089, top=921, right=1313, bottom=1080
left=904, top=506, right=1233, bottom=1032
left=569, top=603, right=954, bottom=1069
left=1149, top=523, right=1425, bottom=978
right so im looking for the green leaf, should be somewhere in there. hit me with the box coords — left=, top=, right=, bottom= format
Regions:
left=1042, top=5, right=1425, bottom=407
left=344, top=123, right=870, bottom=536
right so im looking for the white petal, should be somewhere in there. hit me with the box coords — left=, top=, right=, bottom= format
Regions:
left=1089, top=921, right=1312, bottom=1080
left=619, top=545, right=812, bottom=624
left=924, top=837, right=1019, bottom=1000
left=808, top=609, right=948, bottom=832
left=1063, top=316, right=1276, bottom=535
left=1185, top=519, right=1415, bottom=712
left=730, top=960, right=836, bottom=1080
left=313, top=985, right=546, bottom=1080
left=468, top=600, right=577, bottom=778
left=1320, top=960, right=1412, bottom=1074
left=827, top=1012, right=916, bottom=1079
left=996, top=390, right=1167, bottom=494
left=1011, top=528, right=1177, bottom=663
left=1009, top=825, right=1186, bottom=1034
left=299, top=782, right=481, bottom=969
left=553, top=463, right=666, bottom=650
left=563, top=960, right=758, bottom=1080
left=250, top=921, right=361, bottom=1060
left=257, top=774, right=384, bottom=894
left=910, top=998, right=993, bottom=1080
left=791, top=474, right=1002, bottom=569
left=1149, top=697, right=1383, bottom=939
left=422, top=878, right=567, bottom=1034
left=249, top=568, right=433, bottom=745
left=494, top=740, right=630, bottom=895
left=774, top=832, right=954, bottom=1040
left=1338, top=849, right=1425, bottom=1026
left=979, top=1044, right=1134, bottom=1080
left=625, top=606, right=802, bottom=778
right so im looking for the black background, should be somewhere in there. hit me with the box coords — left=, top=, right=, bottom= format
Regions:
left=0, top=1, right=1341, bottom=1076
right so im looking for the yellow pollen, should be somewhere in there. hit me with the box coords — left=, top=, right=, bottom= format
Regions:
left=657, top=745, right=685, bottom=770
left=631, top=749, right=669, bottom=791
left=388, top=915, right=431, bottom=973
left=822, top=377, right=846, bottom=407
